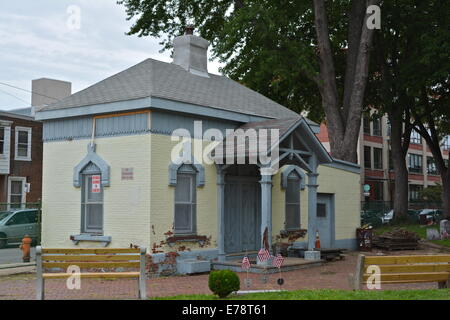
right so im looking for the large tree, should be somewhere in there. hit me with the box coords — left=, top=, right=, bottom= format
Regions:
left=413, top=94, right=450, bottom=219
left=408, top=0, right=450, bottom=219
left=119, top=0, right=380, bottom=162
left=368, top=0, right=450, bottom=219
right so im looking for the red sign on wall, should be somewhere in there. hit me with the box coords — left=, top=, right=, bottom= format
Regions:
left=92, top=175, right=101, bottom=193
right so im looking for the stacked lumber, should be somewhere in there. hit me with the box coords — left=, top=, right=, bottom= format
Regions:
left=373, top=228, right=419, bottom=250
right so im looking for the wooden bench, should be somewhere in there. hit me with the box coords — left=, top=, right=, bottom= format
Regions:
left=350, top=254, right=450, bottom=290
left=36, top=246, right=146, bottom=300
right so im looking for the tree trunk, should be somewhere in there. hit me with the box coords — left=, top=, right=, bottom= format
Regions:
left=442, top=176, right=450, bottom=220
left=312, top=0, right=378, bottom=163
left=389, top=113, right=409, bottom=221
left=415, top=120, right=450, bottom=219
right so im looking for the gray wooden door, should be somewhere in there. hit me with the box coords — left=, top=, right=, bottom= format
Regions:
left=316, top=193, right=335, bottom=248
left=224, top=177, right=261, bottom=254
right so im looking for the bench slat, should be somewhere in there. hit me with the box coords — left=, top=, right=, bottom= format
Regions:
left=375, top=280, right=447, bottom=285
left=376, top=264, right=450, bottom=273
left=363, top=272, right=449, bottom=282
left=42, top=255, right=139, bottom=262
left=43, top=262, right=140, bottom=269
left=365, top=255, right=450, bottom=265
left=43, top=272, right=140, bottom=279
left=42, top=248, right=140, bottom=254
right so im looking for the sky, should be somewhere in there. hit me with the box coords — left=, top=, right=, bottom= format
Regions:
left=0, top=0, right=223, bottom=110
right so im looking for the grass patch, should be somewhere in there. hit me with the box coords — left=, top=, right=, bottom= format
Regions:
left=432, top=238, right=450, bottom=247
left=154, top=289, right=450, bottom=300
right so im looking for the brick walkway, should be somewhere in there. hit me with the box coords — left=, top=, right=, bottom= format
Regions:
left=0, top=250, right=442, bottom=300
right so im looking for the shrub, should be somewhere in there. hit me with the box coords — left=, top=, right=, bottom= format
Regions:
left=208, top=270, right=240, bottom=298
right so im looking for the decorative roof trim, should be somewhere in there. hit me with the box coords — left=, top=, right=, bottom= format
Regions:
left=281, top=165, right=306, bottom=190
left=73, top=143, right=110, bottom=187
left=323, top=158, right=361, bottom=174
left=169, top=156, right=205, bottom=187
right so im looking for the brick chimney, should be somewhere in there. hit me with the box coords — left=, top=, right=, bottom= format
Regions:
left=172, top=26, right=210, bottom=78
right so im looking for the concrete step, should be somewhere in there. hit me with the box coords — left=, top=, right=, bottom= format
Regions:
left=212, top=257, right=322, bottom=274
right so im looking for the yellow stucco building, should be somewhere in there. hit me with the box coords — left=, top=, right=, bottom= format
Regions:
left=36, top=30, right=361, bottom=274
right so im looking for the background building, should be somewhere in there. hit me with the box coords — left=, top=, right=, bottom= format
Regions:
left=317, top=114, right=449, bottom=205
left=0, top=78, right=71, bottom=208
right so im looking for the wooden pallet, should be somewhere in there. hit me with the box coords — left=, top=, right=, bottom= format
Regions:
left=373, top=237, right=419, bottom=251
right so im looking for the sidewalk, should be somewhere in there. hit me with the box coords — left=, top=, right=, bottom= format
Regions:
left=0, top=246, right=36, bottom=265
left=0, top=251, right=439, bottom=300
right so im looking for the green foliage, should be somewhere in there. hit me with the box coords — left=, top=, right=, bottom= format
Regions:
left=420, top=185, right=443, bottom=202
left=117, top=0, right=357, bottom=123
left=368, top=0, right=450, bottom=112
left=208, top=270, right=240, bottom=298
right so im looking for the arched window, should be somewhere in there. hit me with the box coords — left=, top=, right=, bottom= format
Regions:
left=285, top=171, right=302, bottom=231
left=81, top=163, right=103, bottom=234
left=174, top=164, right=197, bottom=235
left=73, top=144, right=109, bottom=235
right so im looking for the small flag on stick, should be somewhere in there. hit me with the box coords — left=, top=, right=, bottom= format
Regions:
left=257, top=248, right=270, bottom=262
left=241, top=256, right=251, bottom=270
left=272, top=254, right=284, bottom=269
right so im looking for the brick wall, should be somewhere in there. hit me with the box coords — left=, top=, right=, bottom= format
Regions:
left=0, top=115, right=42, bottom=203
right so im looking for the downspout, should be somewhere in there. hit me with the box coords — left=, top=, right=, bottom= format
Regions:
left=90, top=117, right=96, bottom=147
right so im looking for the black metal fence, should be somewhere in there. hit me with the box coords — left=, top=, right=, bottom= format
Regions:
left=0, top=202, right=42, bottom=248
left=361, top=200, right=443, bottom=227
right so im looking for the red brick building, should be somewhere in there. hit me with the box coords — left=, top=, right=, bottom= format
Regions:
left=0, top=109, right=43, bottom=208
left=317, top=114, right=450, bottom=203
left=0, top=78, right=71, bottom=208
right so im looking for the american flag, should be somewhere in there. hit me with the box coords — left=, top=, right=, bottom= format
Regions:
left=272, top=254, right=284, bottom=268
left=257, top=248, right=270, bottom=262
left=241, top=256, right=251, bottom=270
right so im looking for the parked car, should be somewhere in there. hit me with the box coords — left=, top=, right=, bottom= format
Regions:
left=381, top=209, right=420, bottom=224
left=0, top=209, right=39, bottom=249
left=381, top=210, right=394, bottom=224
left=418, top=209, right=443, bottom=224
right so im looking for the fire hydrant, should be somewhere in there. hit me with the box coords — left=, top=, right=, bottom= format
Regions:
left=19, top=235, right=32, bottom=262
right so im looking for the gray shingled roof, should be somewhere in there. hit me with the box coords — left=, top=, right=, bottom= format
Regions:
left=213, top=118, right=300, bottom=159
left=211, top=117, right=332, bottom=166
left=40, top=58, right=300, bottom=120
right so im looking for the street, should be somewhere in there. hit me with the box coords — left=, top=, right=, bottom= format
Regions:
left=0, top=246, right=35, bottom=265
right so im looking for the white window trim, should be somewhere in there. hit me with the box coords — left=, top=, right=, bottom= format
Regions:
left=0, top=122, right=12, bottom=160
left=7, top=176, right=27, bottom=210
left=0, top=126, right=5, bottom=155
left=285, top=173, right=301, bottom=231
left=14, top=126, right=32, bottom=161
left=81, top=173, right=104, bottom=234
left=174, top=168, right=197, bottom=235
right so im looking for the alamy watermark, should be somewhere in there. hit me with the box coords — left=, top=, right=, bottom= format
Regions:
left=66, top=5, right=81, bottom=31
left=66, top=265, right=81, bottom=290
left=170, top=121, right=281, bottom=171
left=366, top=265, right=381, bottom=289
left=366, top=5, right=381, bottom=30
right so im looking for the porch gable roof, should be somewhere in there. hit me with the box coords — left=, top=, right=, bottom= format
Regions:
left=212, top=117, right=332, bottom=172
